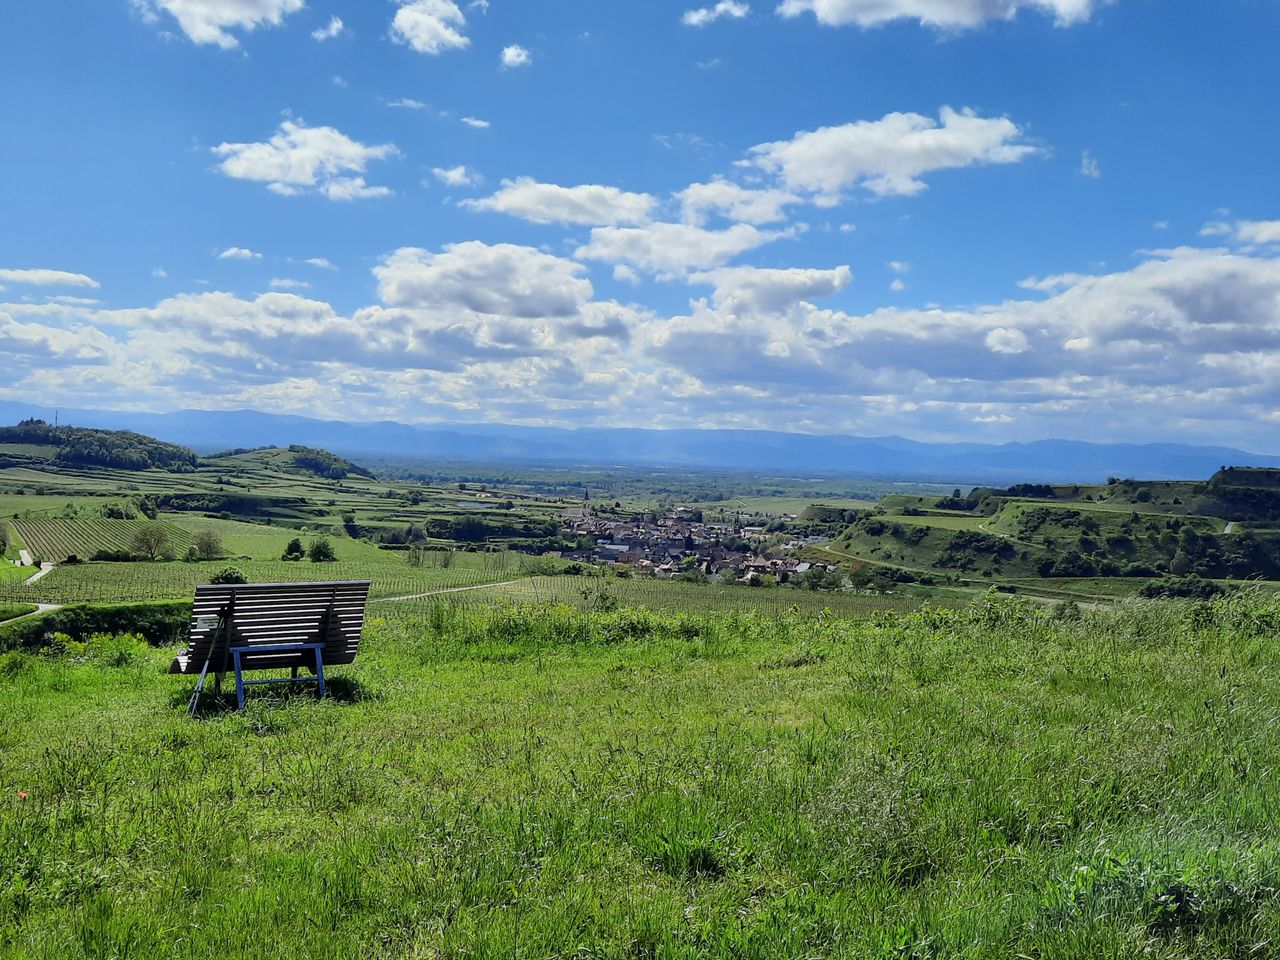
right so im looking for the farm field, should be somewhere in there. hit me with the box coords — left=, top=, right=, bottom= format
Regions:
left=692, top=496, right=878, bottom=517
left=0, top=549, right=557, bottom=606
left=12, top=518, right=192, bottom=562
left=3, top=595, right=1280, bottom=957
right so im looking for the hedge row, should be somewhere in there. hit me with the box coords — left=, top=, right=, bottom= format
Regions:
left=0, top=601, right=191, bottom=652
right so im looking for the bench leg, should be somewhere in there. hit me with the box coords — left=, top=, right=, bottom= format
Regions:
left=314, top=647, right=327, bottom=700
left=234, top=651, right=246, bottom=710
left=214, top=673, right=224, bottom=696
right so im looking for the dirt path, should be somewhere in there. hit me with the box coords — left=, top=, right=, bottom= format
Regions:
left=1224, top=521, right=1238, bottom=534
left=3, top=602, right=63, bottom=626
left=374, top=580, right=526, bottom=604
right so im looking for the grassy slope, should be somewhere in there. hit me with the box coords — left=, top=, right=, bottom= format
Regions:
left=3, top=596, right=1280, bottom=958
left=0, top=603, right=37, bottom=622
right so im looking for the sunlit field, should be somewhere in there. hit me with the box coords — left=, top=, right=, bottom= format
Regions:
left=3, top=591, right=1279, bottom=958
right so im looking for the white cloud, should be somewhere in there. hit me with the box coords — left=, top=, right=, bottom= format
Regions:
left=218, top=247, right=262, bottom=260
left=690, top=265, right=852, bottom=312
left=1202, top=219, right=1280, bottom=245
left=747, top=107, right=1041, bottom=199
left=576, top=222, right=790, bottom=275
left=152, top=267, right=169, bottom=278
left=388, top=98, right=428, bottom=110
left=391, top=0, right=469, bottom=55
left=12, top=243, right=1280, bottom=446
left=678, top=181, right=799, bottom=225
left=1081, top=150, right=1100, bottom=178
left=331, top=75, right=348, bottom=88
left=461, top=116, right=491, bottom=129
left=433, top=165, right=481, bottom=188
left=375, top=243, right=594, bottom=318
left=312, top=15, right=345, bottom=40
left=269, top=278, right=310, bottom=290
left=464, top=178, right=656, bottom=226
left=213, top=120, right=398, bottom=200
left=890, top=278, right=906, bottom=292
left=985, top=327, right=1029, bottom=354
left=0, top=268, right=99, bottom=288
left=683, top=1, right=750, bottom=26
left=775, top=0, right=1102, bottom=30
left=888, top=260, right=910, bottom=274
left=305, top=257, right=337, bottom=270
left=133, top=0, right=304, bottom=49
left=500, top=44, right=532, bottom=68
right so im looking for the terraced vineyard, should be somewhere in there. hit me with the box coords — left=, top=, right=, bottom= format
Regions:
left=12, top=518, right=192, bottom=561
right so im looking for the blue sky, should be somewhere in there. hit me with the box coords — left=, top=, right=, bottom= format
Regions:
left=2, top=0, right=1279, bottom=449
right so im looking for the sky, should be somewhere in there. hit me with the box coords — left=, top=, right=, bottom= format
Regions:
left=2, top=0, right=1279, bottom=449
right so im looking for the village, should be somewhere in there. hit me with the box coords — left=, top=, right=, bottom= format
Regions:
left=559, top=500, right=843, bottom=586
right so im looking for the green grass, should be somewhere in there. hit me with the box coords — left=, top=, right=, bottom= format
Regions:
left=891, top=513, right=988, bottom=532
left=0, top=603, right=37, bottom=623
left=2, top=592, right=1280, bottom=957
left=0, top=564, right=32, bottom=586
left=409, top=574, right=963, bottom=618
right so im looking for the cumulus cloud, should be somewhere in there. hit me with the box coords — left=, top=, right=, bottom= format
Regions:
left=311, top=15, right=345, bottom=40
left=678, top=181, right=799, bottom=225
left=305, top=257, right=337, bottom=270
left=10, top=243, right=1280, bottom=446
left=747, top=107, right=1041, bottom=199
left=464, top=178, right=656, bottom=225
left=690, top=265, right=853, bottom=312
left=269, top=278, right=310, bottom=290
left=433, top=165, right=481, bottom=188
left=218, top=247, right=261, bottom=260
left=213, top=120, right=398, bottom=200
left=391, top=0, right=469, bottom=55
left=374, top=242, right=594, bottom=318
left=461, top=116, right=491, bottom=129
left=0, top=268, right=100, bottom=288
left=576, top=222, right=790, bottom=276
left=500, top=44, right=532, bottom=67
left=775, top=0, right=1102, bottom=30
left=133, top=0, right=304, bottom=49
left=683, top=1, right=750, bottom=26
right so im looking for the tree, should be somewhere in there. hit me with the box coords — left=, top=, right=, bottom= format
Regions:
left=131, top=523, right=172, bottom=561
left=282, top=538, right=306, bottom=561
left=308, top=537, right=337, bottom=563
left=193, top=529, right=224, bottom=561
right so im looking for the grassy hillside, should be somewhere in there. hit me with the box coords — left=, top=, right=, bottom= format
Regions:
left=2, top=594, right=1280, bottom=957
left=823, top=472, right=1280, bottom=596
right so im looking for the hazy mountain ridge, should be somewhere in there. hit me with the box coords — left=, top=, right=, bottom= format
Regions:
left=0, top=401, right=1275, bottom=483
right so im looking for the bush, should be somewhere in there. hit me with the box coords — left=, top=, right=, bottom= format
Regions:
left=308, top=537, right=337, bottom=563
left=0, top=601, right=191, bottom=652
left=281, top=537, right=306, bottom=561
left=210, top=566, right=248, bottom=585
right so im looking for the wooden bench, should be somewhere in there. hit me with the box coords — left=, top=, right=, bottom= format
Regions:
left=170, top=580, right=371, bottom=714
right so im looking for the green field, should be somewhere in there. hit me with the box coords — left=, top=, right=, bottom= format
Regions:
left=12, top=518, right=192, bottom=562
left=692, top=496, right=879, bottom=517
left=3, top=594, right=1280, bottom=957
left=402, top=574, right=966, bottom=619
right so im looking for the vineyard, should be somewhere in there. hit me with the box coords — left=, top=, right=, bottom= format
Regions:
left=11, top=518, right=192, bottom=562
left=0, top=550, right=555, bottom=606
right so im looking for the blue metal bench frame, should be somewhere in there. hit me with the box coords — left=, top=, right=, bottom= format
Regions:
left=232, top=641, right=327, bottom=709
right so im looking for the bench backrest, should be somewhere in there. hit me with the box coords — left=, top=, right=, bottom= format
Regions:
left=177, top=580, right=371, bottom=675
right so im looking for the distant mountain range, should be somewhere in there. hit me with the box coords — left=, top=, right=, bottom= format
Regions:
left=1, top=400, right=1276, bottom=483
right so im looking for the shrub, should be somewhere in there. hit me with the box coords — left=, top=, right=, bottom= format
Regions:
left=210, top=566, right=248, bottom=585
left=308, top=537, right=337, bottom=563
